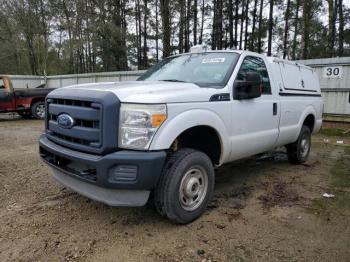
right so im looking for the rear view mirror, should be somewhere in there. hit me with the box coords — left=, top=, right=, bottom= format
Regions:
left=233, top=72, right=262, bottom=100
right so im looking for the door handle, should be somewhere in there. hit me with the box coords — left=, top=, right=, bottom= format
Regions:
left=273, top=102, right=277, bottom=115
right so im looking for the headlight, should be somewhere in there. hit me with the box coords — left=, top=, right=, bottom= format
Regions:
left=119, top=103, right=167, bottom=150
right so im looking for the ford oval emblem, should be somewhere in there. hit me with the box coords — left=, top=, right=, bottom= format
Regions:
left=57, top=114, right=75, bottom=129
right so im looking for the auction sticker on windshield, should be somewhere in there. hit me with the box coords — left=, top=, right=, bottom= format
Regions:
left=202, top=58, right=226, bottom=64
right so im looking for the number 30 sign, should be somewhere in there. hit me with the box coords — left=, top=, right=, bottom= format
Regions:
left=323, top=66, right=342, bottom=79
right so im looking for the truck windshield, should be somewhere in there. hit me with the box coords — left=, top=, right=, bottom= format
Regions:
left=138, top=52, right=240, bottom=87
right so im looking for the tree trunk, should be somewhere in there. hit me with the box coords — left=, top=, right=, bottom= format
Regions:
left=283, top=0, right=290, bottom=59
left=234, top=0, right=239, bottom=48
left=179, top=0, right=185, bottom=53
left=257, top=0, right=263, bottom=53
left=185, top=0, right=191, bottom=52
left=136, top=0, right=142, bottom=68
left=331, top=0, right=338, bottom=57
left=155, top=0, right=159, bottom=62
left=239, top=0, right=245, bottom=50
left=199, top=0, right=205, bottom=44
left=143, top=0, right=148, bottom=68
left=250, top=0, right=258, bottom=50
left=244, top=0, right=249, bottom=50
left=212, top=0, right=216, bottom=49
left=212, top=0, right=223, bottom=50
left=338, top=0, right=344, bottom=56
left=292, top=0, right=299, bottom=60
left=302, top=0, right=311, bottom=59
left=160, top=0, right=171, bottom=57
left=228, top=0, right=234, bottom=48
left=217, top=0, right=223, bottom=49
left=267, top=0, right=273, bottom=56
left=327, top=0, right=338, bottom=57
left=193, top=0, right=198, bottom=45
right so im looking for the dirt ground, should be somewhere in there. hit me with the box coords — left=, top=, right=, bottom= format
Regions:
left=1, top=114, right=349, bottom=262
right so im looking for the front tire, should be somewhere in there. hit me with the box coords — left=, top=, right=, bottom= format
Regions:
left=154, top=148, right=215, bottom=224
left=31, top=101, right=46, bottom=119
left=286, top=125, right=311, bottom=164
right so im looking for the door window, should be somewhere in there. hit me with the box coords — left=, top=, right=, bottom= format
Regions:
left=0, top=79, right=5, bottom=89
left=236, top=56, right=272, bottom=94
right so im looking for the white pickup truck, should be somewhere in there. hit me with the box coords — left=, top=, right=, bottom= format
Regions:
left=39, top=47, right=323, bottom=224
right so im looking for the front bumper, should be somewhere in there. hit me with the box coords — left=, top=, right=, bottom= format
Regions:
left=39, top=134, right=167, bottom=206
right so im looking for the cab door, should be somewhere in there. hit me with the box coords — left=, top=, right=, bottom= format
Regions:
left=0, top=77, right=15, bottom=112
left=230, top=55, right=280, bottom=160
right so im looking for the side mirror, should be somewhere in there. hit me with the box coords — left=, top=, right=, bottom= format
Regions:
left=233, top=72, right=262, bottom=100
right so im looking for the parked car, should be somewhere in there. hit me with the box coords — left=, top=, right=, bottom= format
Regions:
left=39, top=47, right=323, bottom=224
left=0, top=76, right=54, bottom=119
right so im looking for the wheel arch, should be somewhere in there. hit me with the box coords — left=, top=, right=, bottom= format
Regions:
left=298, top=106, right=317, bottom=134
left=149, top=109, right=230, bottom=165
left=30, top=97, right=45, bottom=107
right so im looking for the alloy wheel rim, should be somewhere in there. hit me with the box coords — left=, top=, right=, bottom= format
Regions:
left=36, top=104, right=45, bottom=118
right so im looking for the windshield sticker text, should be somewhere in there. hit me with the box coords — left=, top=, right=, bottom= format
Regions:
left=202, top=58, right=226, bottom=64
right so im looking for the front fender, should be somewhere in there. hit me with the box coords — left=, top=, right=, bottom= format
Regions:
left=149, top=109, right=230, bottom=164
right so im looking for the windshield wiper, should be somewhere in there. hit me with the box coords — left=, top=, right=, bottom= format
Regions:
left=159, top=79, right=188, bottom=83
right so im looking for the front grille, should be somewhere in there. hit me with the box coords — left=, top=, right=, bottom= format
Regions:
left=45, top=89, right=120, bottom=154
left=46, top=98, right=102, bottom=151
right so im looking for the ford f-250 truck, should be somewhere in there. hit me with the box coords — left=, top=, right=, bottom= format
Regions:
left=39, top=47, right=323, bottom=224
left=0, top=76, right=53, bottom=119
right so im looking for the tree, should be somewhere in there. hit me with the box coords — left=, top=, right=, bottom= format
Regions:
left=239, top=0, right=245, bottom=49
left=160, top=0, right=171, bottom=57
left=250, top=0, right=258, bottom=50
left=193, top=0, right=198, bottom=45
left=228, top=0, right=234, bottom=48
left=244, top=0, right=250, bottom=50
left=283, top=0, right=291, bottom=59
left=257, top=0, right=264, bottom=53
left=338, top=0, right=344, bottom=56
left=292, top=0, right=300, bottom=60
left=267, top=0, right=273, bottom=56
left=302, top=0, right=311, bottom=59
left=143, top=0, right=149, bottom=68
left=0, top=0, right=349, bottom=75
left=326, top=0, right=338, bottom=57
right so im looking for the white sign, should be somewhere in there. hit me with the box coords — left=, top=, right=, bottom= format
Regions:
left=323, top=66, right=343, bottom=79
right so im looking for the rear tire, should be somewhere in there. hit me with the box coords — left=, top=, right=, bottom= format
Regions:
left=154, top=148, right=215, bottom=224
left=31, top=101, right=45, bottom=119
left=286, top=125, right=311, bottom=164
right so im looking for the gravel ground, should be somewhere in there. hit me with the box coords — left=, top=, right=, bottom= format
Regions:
left=0, top=115, right=349, bottom=262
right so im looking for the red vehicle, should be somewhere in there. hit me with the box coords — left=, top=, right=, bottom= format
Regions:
left=0, top=76, right=54, bottom=119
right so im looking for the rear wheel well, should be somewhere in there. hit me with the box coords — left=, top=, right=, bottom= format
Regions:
left=303, top=114, right=315, bottom=132
left=30, top=97, right=45, bottom=107
left=170, top=126, right=221, bottom=165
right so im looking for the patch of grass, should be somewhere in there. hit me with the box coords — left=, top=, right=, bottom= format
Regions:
left=331, top=158, right=350, bottom=188
left=309, top=193, right=350, bottom=219
left=308, top=149, right=350, bottom=219
left=319, top=127, right=350, bottom=137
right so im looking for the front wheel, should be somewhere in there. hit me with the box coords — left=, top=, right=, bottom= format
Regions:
left=286, top=125, right=311, bottom=164
left=154, top=148, right=215, bottom=224
left=31, top=101, right=46, bottom=119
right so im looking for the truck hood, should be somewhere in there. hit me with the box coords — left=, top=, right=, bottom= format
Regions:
left=60, top=81, right=221, bottom=103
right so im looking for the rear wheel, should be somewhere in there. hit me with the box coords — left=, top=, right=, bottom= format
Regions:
left=154, top=148, right=214, bottom=224
left=31, top=101, right=45, bottom=119
left=286, top=125, right=311, bottom=164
